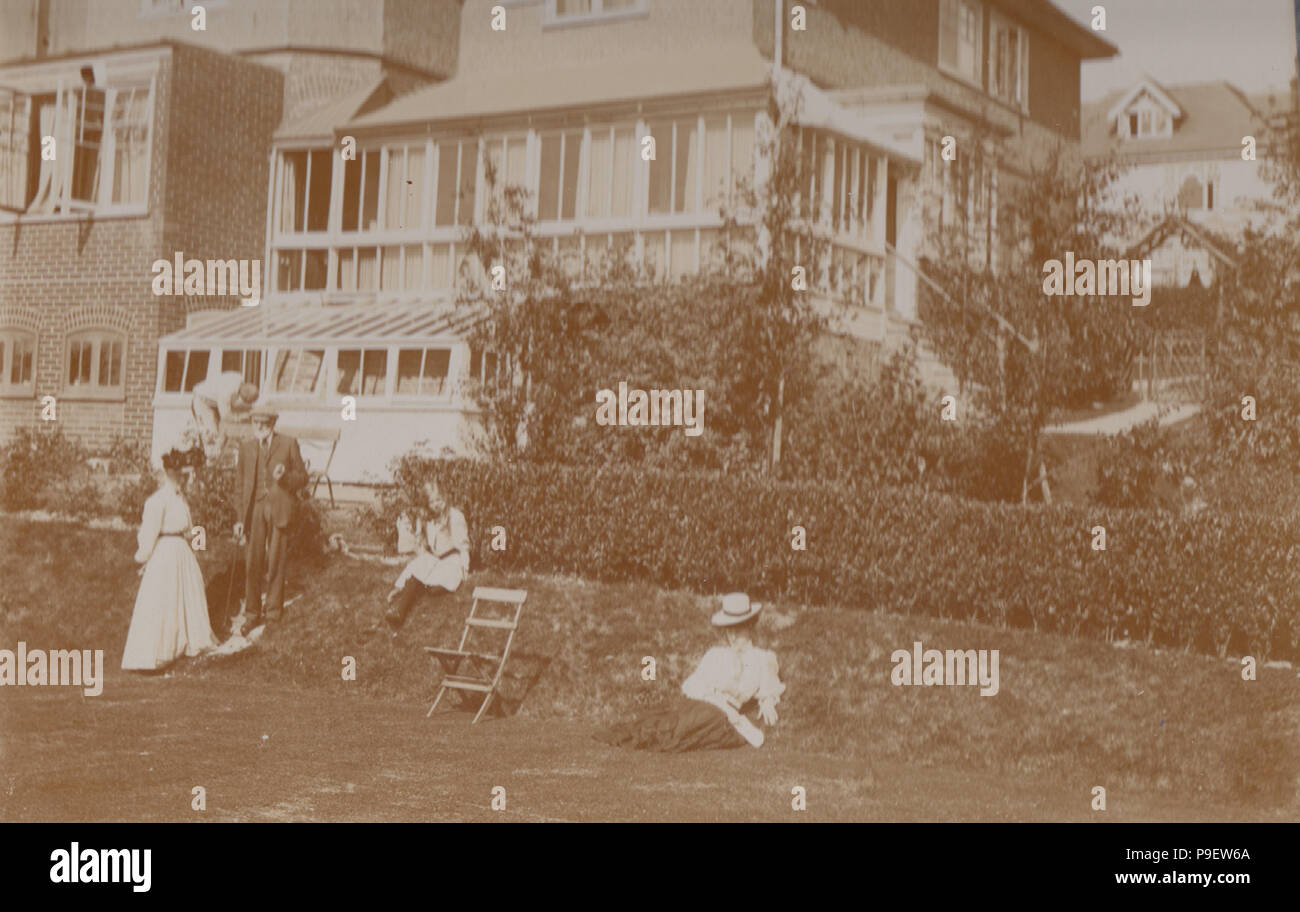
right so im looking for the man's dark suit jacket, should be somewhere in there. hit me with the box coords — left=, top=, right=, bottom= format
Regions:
left=237, top=432, right=309, bottom=529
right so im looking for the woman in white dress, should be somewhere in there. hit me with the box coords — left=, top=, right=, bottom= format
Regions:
left=597, top=593, right=786, bottom=751
left=121, top=448, right=217, bottom=671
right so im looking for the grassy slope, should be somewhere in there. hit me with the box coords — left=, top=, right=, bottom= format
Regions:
left=1, top=516, right=1297, bottom=813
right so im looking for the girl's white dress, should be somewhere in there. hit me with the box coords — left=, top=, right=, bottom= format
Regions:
left=121, top=483, right=217, bottom=670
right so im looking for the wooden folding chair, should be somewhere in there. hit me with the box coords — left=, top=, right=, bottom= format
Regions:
left=424, top=587, right=527, bottom=724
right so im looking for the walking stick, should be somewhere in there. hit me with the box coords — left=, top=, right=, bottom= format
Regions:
left=224, top=533, right=241, bottom=635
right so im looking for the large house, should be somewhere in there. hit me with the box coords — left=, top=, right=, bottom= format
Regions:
left=0, top=0, right=457, bottom=454
left=156, top=0, right=1111, bottom=481
left=2, top=0, right=1113, bottom=482
left=1083, top=77, right=1292, bottom=286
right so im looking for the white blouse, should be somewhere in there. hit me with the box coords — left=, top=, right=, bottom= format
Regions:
left=135, top=485, right=192, bottom=563
left=394, top=508, right=470, bottom=591
left=681, top=644, right=785, bottom=713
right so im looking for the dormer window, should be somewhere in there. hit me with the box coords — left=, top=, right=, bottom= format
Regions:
left=1110, top=80, right=1180, bottom=141
left=1124, top=107, right=1171, bottom=138
left=545, top=0, right=648, bottom=28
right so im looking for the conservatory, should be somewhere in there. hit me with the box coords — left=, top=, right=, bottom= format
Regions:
left=151, top=302, right=494, bottom=485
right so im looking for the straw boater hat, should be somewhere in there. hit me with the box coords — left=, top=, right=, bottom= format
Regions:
left=711, top=592, right=762, bottom=627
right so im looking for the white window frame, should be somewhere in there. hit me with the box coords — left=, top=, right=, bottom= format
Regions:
left=392, top=345, right=455, bottom=401
left=270, top=346, right=327, bottom=400
left=159, top=347, right=212, bottom=395
left=543, top=0, right=649, bottom=29
left=219, top=347, right=264, bottom=388
left=335, top=347, right=391, bottom=399
left=64, top=327, right=126, bottom=401
left=939, top=0, right=984, bottom=88
left=0, top=328, right=36, bottom=398
left=8, top=76, right=155, bottom=218
left=987, top=9, right=1029, bottom=113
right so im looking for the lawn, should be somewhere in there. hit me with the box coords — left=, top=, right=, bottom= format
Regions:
left=1, top=515, right=1296, bottom=821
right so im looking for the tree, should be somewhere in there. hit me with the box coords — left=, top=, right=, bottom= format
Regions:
left=456, top=111, right=828, bottom=474
left=918, top=140, right=1143, bottom=501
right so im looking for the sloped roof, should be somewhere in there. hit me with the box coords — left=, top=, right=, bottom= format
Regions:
left=1124, top=213, right=1237, bottom=268
left=1083, top=81, right=1274, bottom=160
left=274, top=78, right=393, bottom=142
left=992, top=0, right=1118, bottom=59
left=346, top=43, right=772, bottom=132
left=163, top=302, right=486, bottom=345
left=1104, top=76, right=1182, bottom=123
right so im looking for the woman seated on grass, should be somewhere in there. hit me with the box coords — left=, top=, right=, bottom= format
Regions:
left=381, top=479, right=469, bottom=631
left=597, top=593, right=785, bottom=751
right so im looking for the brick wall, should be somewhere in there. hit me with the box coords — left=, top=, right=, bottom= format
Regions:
left=0, top=44, right=282, bottom=453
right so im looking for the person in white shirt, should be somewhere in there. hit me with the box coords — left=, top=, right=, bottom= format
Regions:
left=382, top=479, right=470, bottom=631
left=191, top=372, right=259, bottom=456
left=597, top=593, right=785, bottom=751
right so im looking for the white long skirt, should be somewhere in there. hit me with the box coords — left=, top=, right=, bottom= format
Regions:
left=122, top=537, right=217, bottom=671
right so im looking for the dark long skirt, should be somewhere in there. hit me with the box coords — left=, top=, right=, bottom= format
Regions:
left=596, top=697, right=747, bottom=752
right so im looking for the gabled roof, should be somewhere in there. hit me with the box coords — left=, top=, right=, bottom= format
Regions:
left=1083, top=81, right=1274, bottom=159
left=1124, top=213, right=1237, bottom=268
left=1104, top=76, right=1182, bottom=123
left=162, top=302, right=486, bottom=346
left=346, top=43, right=772, bottom=133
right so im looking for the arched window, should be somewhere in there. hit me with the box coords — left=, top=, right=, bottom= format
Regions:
left=0, top=328, right=36, bottom=397
left=65, top=327, right=125, bottom=399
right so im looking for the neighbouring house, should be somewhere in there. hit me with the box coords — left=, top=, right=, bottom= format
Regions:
left=187, top=0, right=1110, bottom=483
left=1083, top=77, right=1292, bottom=286
left=0, top=0, right=457, bottom=455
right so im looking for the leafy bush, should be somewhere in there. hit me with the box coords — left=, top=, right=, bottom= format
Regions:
left=373, top=454, right=1300, bottom=662
left=0, top=430, right=325, bottom=566
left=1203, top=353, right=1300, bottom=463
left=780, top=346, right=1029, bottom=501
left=1093, top=419, right=1186, bottom=509
left=0, top=428, right=93, bottom=511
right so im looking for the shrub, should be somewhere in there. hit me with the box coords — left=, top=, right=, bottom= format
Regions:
left=373, top=455, right=1300, bottom=662
left=781, top=346, right=1029, bottom=502
left=1093, top=419, right=1186, bottom=509
left=0, top=428, right=92, bottom=511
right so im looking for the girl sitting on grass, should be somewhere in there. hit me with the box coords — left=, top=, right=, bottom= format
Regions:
left=597, top=593, right=785, bottom=751
left=382, top=479, right=469, bottom=631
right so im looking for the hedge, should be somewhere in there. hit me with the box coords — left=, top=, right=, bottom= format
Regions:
left=377, top=457, right=1300, bottom=662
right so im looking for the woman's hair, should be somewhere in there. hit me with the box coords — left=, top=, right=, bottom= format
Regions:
left=161, top=446, right=203, bottom=474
